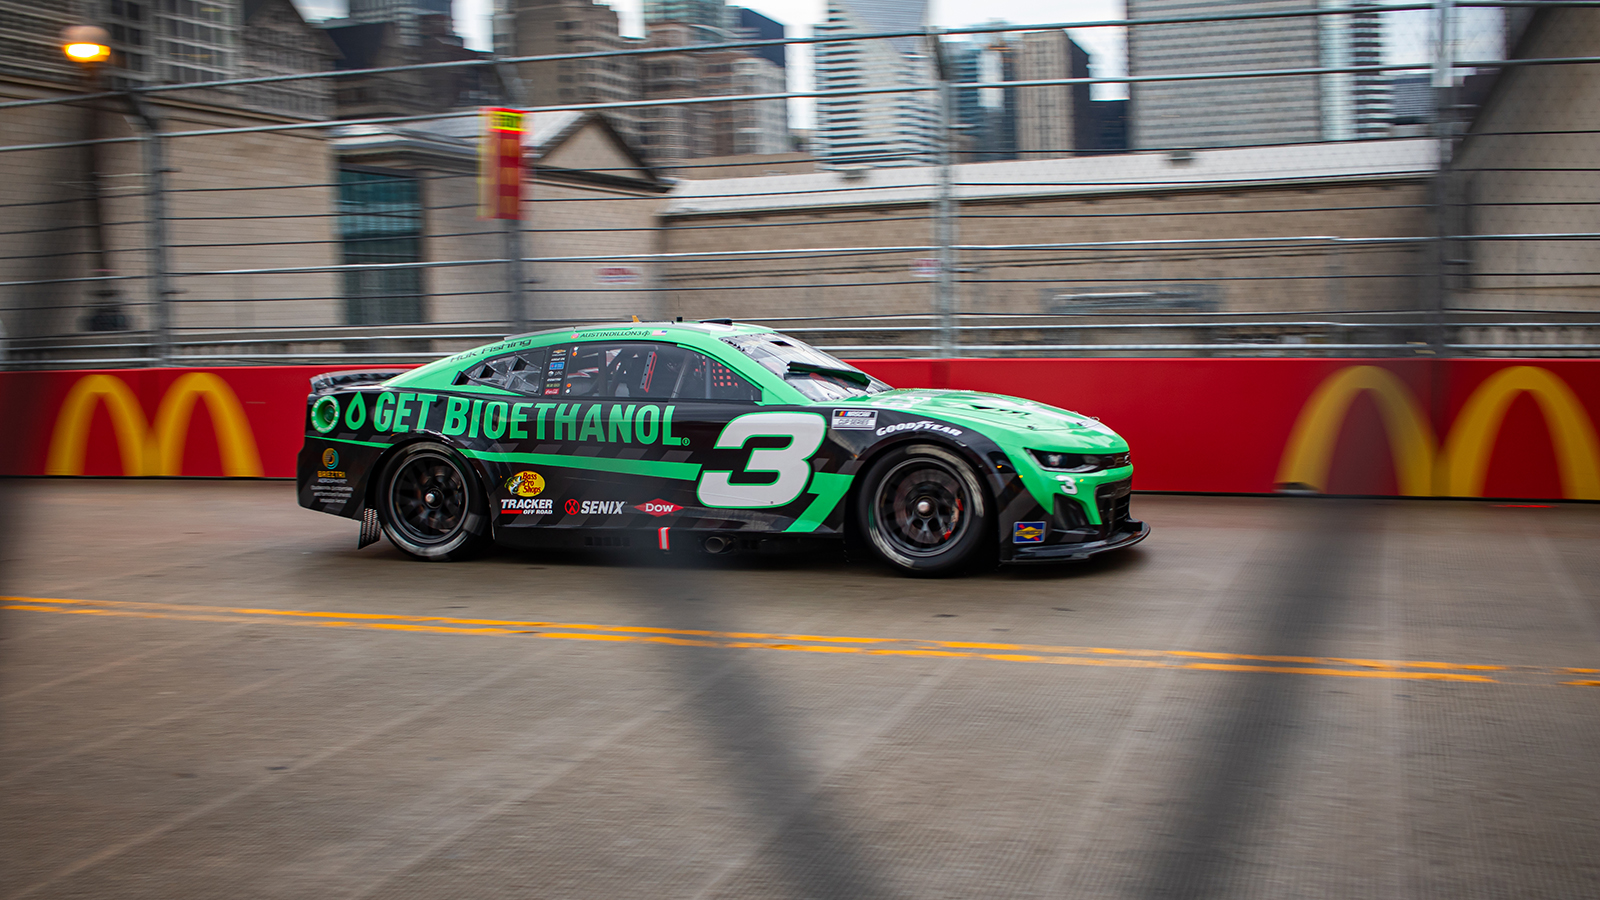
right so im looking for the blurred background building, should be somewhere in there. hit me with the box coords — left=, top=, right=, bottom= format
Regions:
left=1127, top=0, right=1393, bottom=149
left=812, top=0, right=937, bottom=167
left=0, top=0, right=1595, bottom=363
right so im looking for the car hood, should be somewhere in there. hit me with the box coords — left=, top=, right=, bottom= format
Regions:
left=857, top=389, right=1127, bottom=450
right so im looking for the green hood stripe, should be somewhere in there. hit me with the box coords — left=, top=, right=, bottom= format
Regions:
left=462, top=450, right=702, bottom=482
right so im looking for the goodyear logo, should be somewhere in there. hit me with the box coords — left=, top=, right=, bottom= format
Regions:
left=1277, top=365, right=1600, bottom=499
left=1013, top=521, right=1046, bottom=544
left=505, top=470, right=545, bottom=497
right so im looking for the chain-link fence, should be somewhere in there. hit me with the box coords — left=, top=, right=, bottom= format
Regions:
left=1, top=1, right=1596, bottom=366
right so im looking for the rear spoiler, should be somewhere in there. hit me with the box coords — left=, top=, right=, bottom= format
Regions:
left=309, top=369, right=408, bottom=394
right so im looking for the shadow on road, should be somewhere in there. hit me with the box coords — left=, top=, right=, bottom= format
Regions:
left=1128, top=498, right=1374, bottom=900
left=637, top=569, right=904, bottom=900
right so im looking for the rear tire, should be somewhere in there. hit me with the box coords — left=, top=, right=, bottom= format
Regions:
left=855, top=444, right=992, bottom=576
left=376, top=442, right=490, bottom=561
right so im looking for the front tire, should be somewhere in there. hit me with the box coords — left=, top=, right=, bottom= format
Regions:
left=376, top=442, right=489, bottom=561
left=856, top=444, right=992, bottom=576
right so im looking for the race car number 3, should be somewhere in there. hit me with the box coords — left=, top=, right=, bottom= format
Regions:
left=697, top=412, right=827, bottom=508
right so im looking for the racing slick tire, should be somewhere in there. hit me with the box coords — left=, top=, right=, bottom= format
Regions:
left=856, top=443, right=993, bottom=576
left=375, top=442, right=490, bottom=561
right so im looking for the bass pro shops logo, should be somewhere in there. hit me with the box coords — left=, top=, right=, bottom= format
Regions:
left=45, top=373, right=264, bottom=477
left=504, top=470, right=545, bottom=497
left=1277, top=365, right=1600, bottom=499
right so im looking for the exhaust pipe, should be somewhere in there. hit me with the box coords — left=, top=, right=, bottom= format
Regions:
left=702, top=535, right=734, bottom=554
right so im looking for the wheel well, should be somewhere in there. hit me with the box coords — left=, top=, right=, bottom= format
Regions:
left=846, top=438, right=997, bottom=532
left=365, top=436, right=493, bottom=536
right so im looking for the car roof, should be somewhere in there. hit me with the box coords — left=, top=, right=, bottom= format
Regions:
left=387, top=320, right=785, bottom=390
left=505, top=320, right=775, bottom=342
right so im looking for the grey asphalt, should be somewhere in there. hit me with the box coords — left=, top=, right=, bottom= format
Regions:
left=3, top=480, right=1599, bottom=899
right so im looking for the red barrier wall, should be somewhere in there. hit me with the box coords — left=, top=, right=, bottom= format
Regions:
left=3, top=359, right=1598, bottom=500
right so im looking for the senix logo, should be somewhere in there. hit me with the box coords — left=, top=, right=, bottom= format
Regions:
left=365, top=393, right=690, bottom=447
left=574, top=500, right=627, bottom=515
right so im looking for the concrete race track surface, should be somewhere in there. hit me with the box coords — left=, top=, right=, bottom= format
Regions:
left=2, top=481, right=1599, bottom=899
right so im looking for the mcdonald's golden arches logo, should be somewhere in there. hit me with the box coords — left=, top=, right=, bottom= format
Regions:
left=1277, top=365, right=1600, bottom=499
left=46, top=372, right=265, bottom=477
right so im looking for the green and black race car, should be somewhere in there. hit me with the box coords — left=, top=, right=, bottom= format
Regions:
left=297, top=320, right=1147, bottom=575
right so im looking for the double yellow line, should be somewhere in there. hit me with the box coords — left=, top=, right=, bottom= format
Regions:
left=6, top=595, right=1596, bottom=687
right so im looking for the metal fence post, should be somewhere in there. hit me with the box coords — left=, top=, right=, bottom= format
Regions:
left=504, top=219, right=526, bottom=333
left=931, top=28, right=959, bottom=357
left=1429, top=0, right=1456, bottom=356
left=496, top=59, right=531, bottom=335
left=129, top=91, right=172, bottom=366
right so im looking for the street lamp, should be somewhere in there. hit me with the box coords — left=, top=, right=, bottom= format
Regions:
left=60, top=24, right=129, bottom=333
left=61, top=25, right=111, bottom=65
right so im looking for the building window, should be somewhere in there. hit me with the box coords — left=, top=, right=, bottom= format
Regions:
left=338, top=169, right=423, bottom=326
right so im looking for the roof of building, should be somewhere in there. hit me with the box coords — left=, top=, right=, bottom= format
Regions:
left=323, top=22, right=391, bottom=70
left=663, top=139, right=1441, bottom=216
left=331, top=110, right=665, bottom=189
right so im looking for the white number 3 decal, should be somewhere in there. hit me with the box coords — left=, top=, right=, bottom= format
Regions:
left=697, top=412, right=827, bottom=508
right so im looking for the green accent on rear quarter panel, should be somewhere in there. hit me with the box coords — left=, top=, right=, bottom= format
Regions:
left=320, top=437, right=393, bottom=449
left=462, top=450, right=702, bottom=481
left=784, top=471, right=854, bottom=533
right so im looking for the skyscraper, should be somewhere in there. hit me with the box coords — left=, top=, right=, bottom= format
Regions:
left=1128, top=0, right=1390, bottom=149
left=813, top=0, right=937, bottom=166
left=643, top=0, right=729, bottom=36
left=636, top=21, right=787, bottom=161
left=1016, top=29, right=1091, bottom=158
left=946, top=37, right=1015, bottom=162
left=345, top=0, right=454, bottom=46
left=501, top=0, right=638, bottom=145
left=734, top=7, right=785, bottom=69
left=1128, top=0, right=1319, bottom=149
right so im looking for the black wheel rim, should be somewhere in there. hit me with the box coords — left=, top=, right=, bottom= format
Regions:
left=389, top=452, right=468, bottom=546
left=873, top=458, right=969, bottom=558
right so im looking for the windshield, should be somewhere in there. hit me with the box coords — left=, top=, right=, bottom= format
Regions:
left=721, top=332, right=894, bottom=401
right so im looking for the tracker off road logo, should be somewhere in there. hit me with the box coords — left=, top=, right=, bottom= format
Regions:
left=504, top=470, right=545, bottom=497
left=501, top=497, right=553, bottom=514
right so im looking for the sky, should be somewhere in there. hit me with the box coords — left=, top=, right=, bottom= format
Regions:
left=291, top=0, right=1505, bottom=123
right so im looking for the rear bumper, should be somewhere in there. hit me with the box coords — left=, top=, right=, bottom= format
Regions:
left=1003, top=519, right=1150, bottom=564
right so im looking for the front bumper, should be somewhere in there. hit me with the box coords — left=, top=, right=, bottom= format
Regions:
left=1004, top=519, right=1150, bottom=563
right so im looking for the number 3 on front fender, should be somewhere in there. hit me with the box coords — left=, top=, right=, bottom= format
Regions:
left=697, top=412, right=827, bottom=508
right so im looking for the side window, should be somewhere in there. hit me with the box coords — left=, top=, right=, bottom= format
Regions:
left=453, top=348, right=547, bottom=393
left=671, top=349, right=762, bottom=402
left=540, top=342, right=763, bottom=401
left=560, top=343, right=607, bottom=397
left=560, top=342, right=685, bottom=399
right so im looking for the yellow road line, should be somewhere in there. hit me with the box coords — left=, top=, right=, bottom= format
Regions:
left=2, top=594, right=1582, bottom=686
